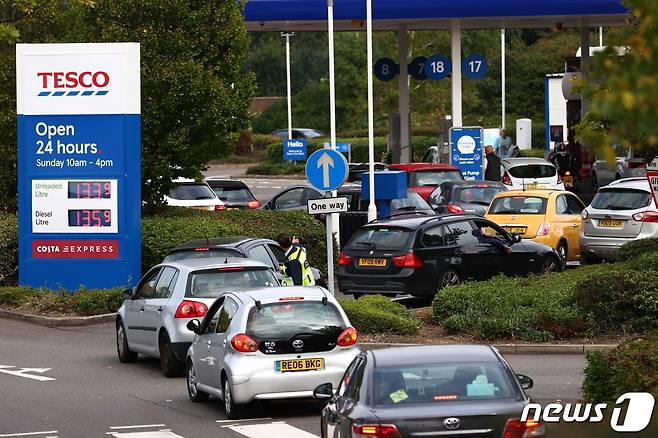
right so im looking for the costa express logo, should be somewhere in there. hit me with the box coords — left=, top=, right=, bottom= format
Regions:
left=36, top=71, right=110, bottom=97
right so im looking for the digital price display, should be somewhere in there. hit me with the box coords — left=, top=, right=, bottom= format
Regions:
left=68, top=181, right=112, bottom=199
left=32, top=179, right=118, bottom=234
left=68, top=209, right=112, bottom=227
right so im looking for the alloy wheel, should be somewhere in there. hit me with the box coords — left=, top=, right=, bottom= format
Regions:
left=187, top=363, right=197, bottom=398
left=441, top=271, right=460, bottom=288
left=224, top=380, right=232, bottom=415
left=117, top=325, right=125, bottom=355
left=542, top=257, right=558, bottom=273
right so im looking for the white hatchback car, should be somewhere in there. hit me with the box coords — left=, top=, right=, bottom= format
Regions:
left=185, top=287, right=360, bottom=419
left=164, top=178, right=226, bottom=211
left=500, top=158, right=565, bottom=191
left=116, top=258, right=279, bottom=377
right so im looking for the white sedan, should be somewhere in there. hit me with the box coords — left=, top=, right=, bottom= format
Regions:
left=500, top=158, right=565, bottom=191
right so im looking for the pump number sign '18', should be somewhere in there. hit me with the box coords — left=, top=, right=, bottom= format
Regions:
left=17, top=43, right=141, bottom=290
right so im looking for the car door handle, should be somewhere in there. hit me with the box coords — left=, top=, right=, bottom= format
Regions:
left=157, top=306, right=163, bottom=312
left=572, top=224, right=580, bottom=228
left=139, top=307, right=145, bottom=312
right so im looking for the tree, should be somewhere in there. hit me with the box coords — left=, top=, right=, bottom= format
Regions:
left=577, top=0, right=658, bottom=159
left=0, top=0, right=93, bottom=42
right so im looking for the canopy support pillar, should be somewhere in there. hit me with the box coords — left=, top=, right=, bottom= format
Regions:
left=451, top=20, right=463, bottom=127
left=398, top=25, right=411, bottom=163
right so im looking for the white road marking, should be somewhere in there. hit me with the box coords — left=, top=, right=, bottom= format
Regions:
left=0, top=432, right=58, bottom=437
left=216, top=418, right=272, bottom=424
left=228, top=423, right=319, bottom=438
left=0, top=365, right=55, bottom=382
left=109, top=425, right=167, bottom=430
left=106, top=430, right=181, bottom=438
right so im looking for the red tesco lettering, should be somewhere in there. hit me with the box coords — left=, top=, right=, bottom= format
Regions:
left=37, top=71, right=110, bottom=89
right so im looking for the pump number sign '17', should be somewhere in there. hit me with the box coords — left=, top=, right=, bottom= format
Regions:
left=17, top=43, right=141, bottom=290
left=305, top=149, right=349, bottom=192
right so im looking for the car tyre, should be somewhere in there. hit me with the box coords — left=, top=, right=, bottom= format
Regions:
left=437, top=268, right=461, bottom=291
left=186, top=359, right=209, bottom=403
left=159, top=332, right=185, bottom=377
left=556, top=242, right=568, bottom=267
left=223, top=376, right=247, bottom=420
left=116, top=320, right=138, bottom=363
left=541, top=255, right=562, bottom=274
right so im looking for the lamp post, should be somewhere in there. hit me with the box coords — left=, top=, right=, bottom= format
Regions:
left=366, top=0, right=377, bottom=222
left=281, top=32, right=294, bottom=139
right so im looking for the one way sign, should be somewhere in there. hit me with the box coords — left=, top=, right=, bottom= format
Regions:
left=307, top=197, right=348, bottom=215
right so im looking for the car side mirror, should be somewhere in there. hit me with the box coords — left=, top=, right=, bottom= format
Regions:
left=121, top=288, right=134, bottom=300
left=186, top=319, right=201, bottom=334
left=516, top=374, right=533, bottom=390
left=511, top=234, right=522, bottom=244
left=313, top=382, right=334, bottom=400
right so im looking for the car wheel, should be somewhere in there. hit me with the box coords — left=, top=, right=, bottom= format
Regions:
left=556, top=242, right=568, bottom=267
left=159, top=332, right=184, bottom=377
left=223, top=376, right=246, bottom=420
left=437, top=269, right=461, bottom=290
left=186, top=360, right=208, bottom=402
left=541, top=255, right=562, bottom=273
left=116, top=320, right=138, bottom=363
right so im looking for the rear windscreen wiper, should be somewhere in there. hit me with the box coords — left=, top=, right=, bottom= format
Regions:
left=356, top=240, right=376, bottom=247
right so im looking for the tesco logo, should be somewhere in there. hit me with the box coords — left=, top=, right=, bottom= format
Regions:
left=36, top=71, right=110, bottom=97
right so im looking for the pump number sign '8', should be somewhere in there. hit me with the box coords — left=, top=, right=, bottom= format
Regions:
left=17, top=43, right=141, bottom=290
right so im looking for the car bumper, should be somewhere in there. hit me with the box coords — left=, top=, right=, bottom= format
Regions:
left=226, top=347, right=359, bottom=404
left=581, top=225, right=658, bottom=259
left=338, top=270, right=434, bottom=296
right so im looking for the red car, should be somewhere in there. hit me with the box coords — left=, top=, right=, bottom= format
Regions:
left=387, top=163, right=464, bottom=200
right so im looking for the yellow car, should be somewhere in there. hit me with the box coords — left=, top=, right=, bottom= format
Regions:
left=485, top=190, right=586, bottom=264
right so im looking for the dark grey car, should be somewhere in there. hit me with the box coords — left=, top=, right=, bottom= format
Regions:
left=428, top=180, right=507, bottom=216
left=314, top=345, right=544, bottom=438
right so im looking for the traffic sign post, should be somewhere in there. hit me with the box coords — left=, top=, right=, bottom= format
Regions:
left=305, top=149, right=349, bottom=295
left=450, top=127, right=484, bottom=181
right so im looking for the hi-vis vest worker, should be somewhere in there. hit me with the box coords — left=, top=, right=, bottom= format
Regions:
left=277, top=234, right=316, bottom=286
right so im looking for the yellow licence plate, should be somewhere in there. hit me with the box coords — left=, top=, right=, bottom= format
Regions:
left=505, top=227, right=527, bottom=234
left=358, top=258, right=387, bottom=267
left=526, top=183, right=543, bottom=190
left=276, top=358, right=324, bottom=373
left=600, top=219, right=624, bottom=228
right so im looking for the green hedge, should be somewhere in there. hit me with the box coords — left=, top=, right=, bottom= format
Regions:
left=0, top=213, right=18, bottom=286
left=583, top=334, right=658, bottom=403
left=519, top=148, right=547, bottom=158
left=265, top=137, right=389, bottom=164
left=617, top=237, right=658, bottom=261
left=246, top=162, right=305, bottom=175
left=0, top=287, right=122, bottom=316
left=340, top=295, right=421, bottom=335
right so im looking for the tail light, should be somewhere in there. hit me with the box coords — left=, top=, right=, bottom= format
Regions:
left=633, top=211, right=658, bottom=222
left=247, top=200, right=261, bottom=209
left=392, top=252, right=423, bottom=268
left=230, top=333, right=259, bottom=353
left=174, top=300, right=208, bottom=318
left=537, top=223, right=551, bottom=236
left=502, top=419, right=545, bottom=438
left=338, top=252, right=353, bottom=266
left=215, top=204, right=226, bottom=211
left=502, top=172, right=513, bottom=186
left=446, top=203, right=465, bottom=214
left=628, top=161, right=646, bottom=169
left=337, top=327, right=358, bottom=347
left=581, top=209, right=589, bottom=220
left=352, top=424, right=401, bottom=438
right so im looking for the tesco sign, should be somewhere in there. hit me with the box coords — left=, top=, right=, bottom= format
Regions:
left=37, top=71, right=110, bottom=89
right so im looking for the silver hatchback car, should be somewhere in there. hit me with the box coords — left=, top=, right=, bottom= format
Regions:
left=581, top=177, right=658, bottom=262
left=185, top=287, right=360, bottom=419
left=116, top=258, right=279, bottom=376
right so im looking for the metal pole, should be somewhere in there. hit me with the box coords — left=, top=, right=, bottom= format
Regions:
left=599, top=27, right=603, bottom=46
left=450, top=20, right=463, bottom=127
left=282, top=32, right=294, bottom=140
left=398, top=25, right=410, bottom=163
left=366, top=0, right=377, bottom=222
left=326, top=0, right=337, bottom=295
left=501, top=28, right=506, bottom=130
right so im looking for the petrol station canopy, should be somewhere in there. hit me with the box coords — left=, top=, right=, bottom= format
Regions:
left=244, top=0, right=628, bottom=31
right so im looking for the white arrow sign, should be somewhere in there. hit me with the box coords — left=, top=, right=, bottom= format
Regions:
left=0, top=365, right=56, bottom=381
left=316, top=152, right=335, bottom=188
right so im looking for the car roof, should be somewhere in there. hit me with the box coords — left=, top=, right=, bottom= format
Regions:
left=162, top=257, right=270, bottom=271
left=240, top=286, right=330, bottom=304
left=388, top=163, right=460, bottom=171
left=605, top=178, right=651, bottom=191
left=444, top=180, right=506, bottom=188
left=170, top=237, right=259, bottom=251
left=502, top=157, right=553, bottom=167
left=204, top=179, right=249, bottom=188
left=493, top=189, right=564, bottom=198
left=371, top=345, right=500, bottom=367
left=367, top=213, right=480, bottom=229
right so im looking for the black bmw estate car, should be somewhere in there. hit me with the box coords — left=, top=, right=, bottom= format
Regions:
left=337, top=213, right=561, bottom=298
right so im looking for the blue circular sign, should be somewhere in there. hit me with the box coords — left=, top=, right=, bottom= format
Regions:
left=408, top=56, right=428, bottom=80
left=305, top=149, right=349, bottom=191
left=374, top=58, right=398, bottom=81
left=424, top=54, right=451, bottom=80
left=463, top=54, right=488, bottom=80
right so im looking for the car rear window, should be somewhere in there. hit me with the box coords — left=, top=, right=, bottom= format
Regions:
left=373, top=362, right=517, bottom=406
left=489, top=196, right=547, bottom=214
left=347, top=227, right=414, bottom=250
left=211, top=187, right=253, bottom=202
left=507, top=164, right=556, bottom=179
left=409, top=170, right=463, bottom=187
left=246, top=301, right=345, bottom=340
left=169, top=183, right=216, bottom=200
left=455, top=186, right=504, bottom=205
left=163, top=248, right=244, bottom=263
left=591, top=188, right=652, bottom=210
left=186, top=268, right=277, bottom=298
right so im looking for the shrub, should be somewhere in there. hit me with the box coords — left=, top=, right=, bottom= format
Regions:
left=0, top=287, right=122, bottom=316
left=617, top=238, right=658, bottom=262
left=340, top=295, right=421, bottom=335
left=251, top=134, right=281, bottom=151
left=0, top=213, right=18, bottom=286
left=265, top=137, right=388, bottom=164
left=246, top=162, right=305, bottom=175
left=583, top=334, right=658, bottom=403
left=519, top=148, right=546, bottom=158
left=623, top=251, right=658, bottom=273
left=574, top=269, right=658, bottom=333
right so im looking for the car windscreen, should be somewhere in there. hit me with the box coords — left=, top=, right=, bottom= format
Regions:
left=246, top=301, right=345, bottom=341
left=455, top=186, right=504, bottom=205
left=507, top=164, right=556, bottom=178
left=346, top=227, right=414, bottom=250
left=211, top=186, right=253, bottom=202
left=374, top=361, right=517, bottom=406
left=186, top=268, right=277, bottom=298
left=489, top=196, right=547, bottom=215
left=390, top=192, right=432, bottom=211
left=169, top=183, right=216, bottom=200
left=409, top=170, right=463, bottom=187
left=591, top=188, right=652, bottom=210
left=164, top=248, right=244, bottom=262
